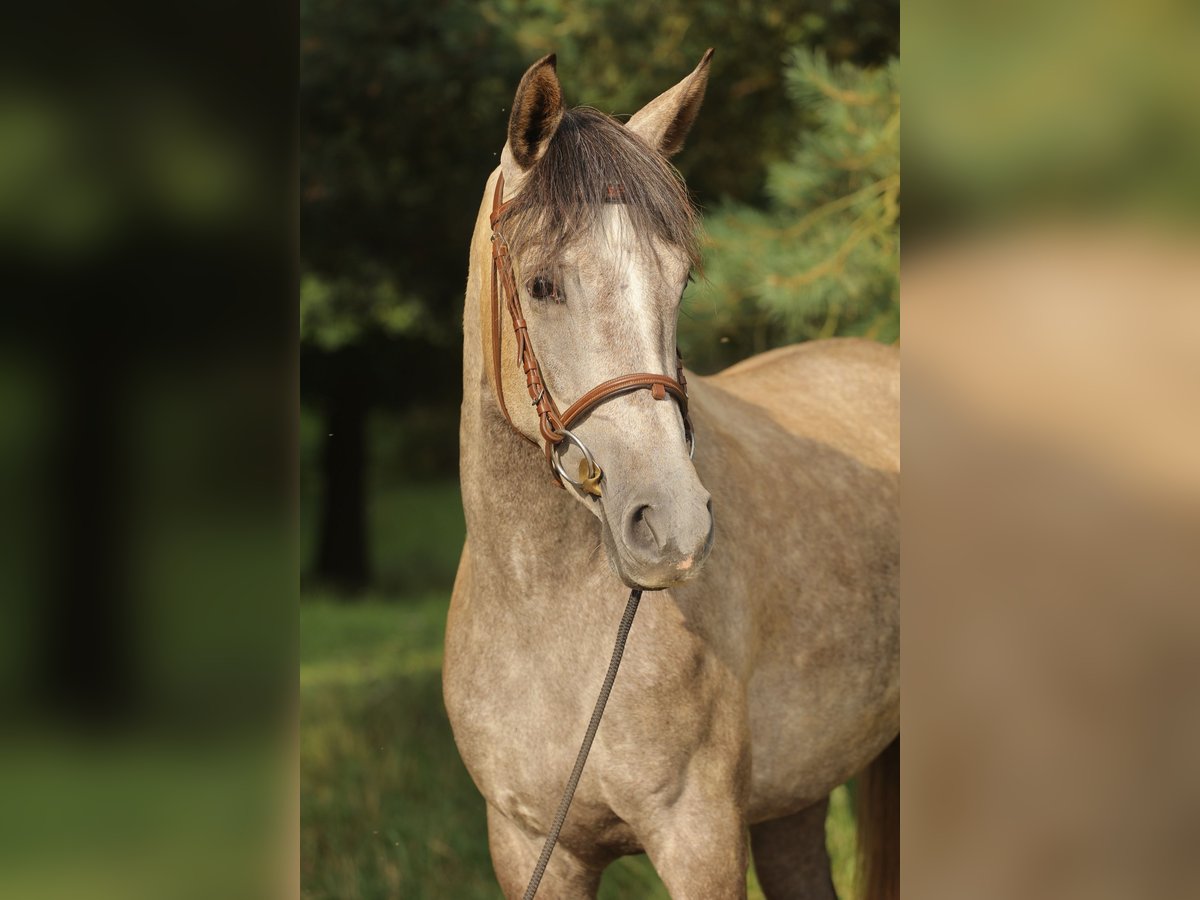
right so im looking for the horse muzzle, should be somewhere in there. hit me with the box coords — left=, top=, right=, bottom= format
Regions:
left=602, top=487, right=714, bottom=590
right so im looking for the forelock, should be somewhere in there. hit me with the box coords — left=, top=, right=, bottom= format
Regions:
left=497, top=107, right=700, bottom=273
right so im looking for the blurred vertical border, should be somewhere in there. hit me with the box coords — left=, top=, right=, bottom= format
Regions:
left=904, top=1, right=1200, bottom=898
left=0, top=2, right=297, bottom=899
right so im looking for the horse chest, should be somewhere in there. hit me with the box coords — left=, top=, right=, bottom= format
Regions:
left=444, top=581, right=740, bottom=832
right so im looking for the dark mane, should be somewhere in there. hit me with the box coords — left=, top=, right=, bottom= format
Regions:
left=497, top=107, right=699, bottom=271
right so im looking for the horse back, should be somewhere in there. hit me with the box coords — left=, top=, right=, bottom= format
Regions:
left=706, top=338, right=899, bottom=473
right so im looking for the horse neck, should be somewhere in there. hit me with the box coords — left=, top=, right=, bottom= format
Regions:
left=459, top=172, right=599, bottom=586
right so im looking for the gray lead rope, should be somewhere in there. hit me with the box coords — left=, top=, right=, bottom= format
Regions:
left=522, top=588, right=643, bottom=900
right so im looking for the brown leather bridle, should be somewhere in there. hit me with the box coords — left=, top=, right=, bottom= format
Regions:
left=488, top=172, right=694, bottom=496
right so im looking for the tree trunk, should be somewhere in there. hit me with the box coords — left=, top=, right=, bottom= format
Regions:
left=313, top=350, right=370, bottom=593
left=42, top=353, right=136, bottom=725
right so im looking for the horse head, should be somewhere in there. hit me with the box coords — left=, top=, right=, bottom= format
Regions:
left=486, top=52, right=716, bottom=590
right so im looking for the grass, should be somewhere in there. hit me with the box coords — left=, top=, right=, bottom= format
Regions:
left=302, top=594, right=494, bottom=899
left=301, top=591, right=860, bottom=899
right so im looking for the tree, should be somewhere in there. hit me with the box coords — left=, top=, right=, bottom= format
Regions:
left=300, top=0, right=525, bottom=590
left=681, top=50, right=900, bottom=373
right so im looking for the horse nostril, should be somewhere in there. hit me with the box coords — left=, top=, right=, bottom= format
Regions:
left=625, top=503, right=659, bottom=552
left=620, top=494, right=712, bottom=574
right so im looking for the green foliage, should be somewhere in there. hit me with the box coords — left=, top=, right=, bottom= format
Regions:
left=300, top=269, right=425, bottom=351
left=301, top=0, right=524, bottom=351
left=300, top=0, right=898, bottom=359
left=485, top=0, right=898, bottom=201
left=682, top=50, right=899, bottom=372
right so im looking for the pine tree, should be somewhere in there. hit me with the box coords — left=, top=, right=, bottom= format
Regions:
left=682, top=49, right=899, bottom=372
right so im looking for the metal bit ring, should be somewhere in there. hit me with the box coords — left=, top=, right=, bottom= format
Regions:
left=551, top=427, right=600, bottom=491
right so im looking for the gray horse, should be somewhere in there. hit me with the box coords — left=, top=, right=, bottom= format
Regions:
left=444, top=51, right=899, bottom=899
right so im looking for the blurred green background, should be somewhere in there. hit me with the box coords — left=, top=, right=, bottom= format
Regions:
left=300, top=1, right=897, bottom=896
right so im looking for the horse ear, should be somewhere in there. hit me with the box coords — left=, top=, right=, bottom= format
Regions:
left=505, top=54, right=565, bottom=171
left=626, top=49, right=714, bottom=157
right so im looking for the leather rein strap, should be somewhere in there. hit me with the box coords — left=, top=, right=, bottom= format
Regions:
left=488, top=172, right=693, bottom=490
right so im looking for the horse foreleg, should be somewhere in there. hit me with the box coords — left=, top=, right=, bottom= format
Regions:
left=486, top=803, right=603, bottom=900
left=638, top=784, right=749, bottom=899
left=749, top=799, right=838, bottom=900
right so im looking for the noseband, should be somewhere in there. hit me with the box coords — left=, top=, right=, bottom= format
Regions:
left=488, top=172, right=695, bottom=496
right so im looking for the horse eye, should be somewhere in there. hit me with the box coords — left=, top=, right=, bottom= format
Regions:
left=528, top=276, right=563, bottom=303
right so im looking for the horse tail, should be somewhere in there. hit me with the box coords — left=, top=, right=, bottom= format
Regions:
left=856, top=736, right=899, bottom=900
